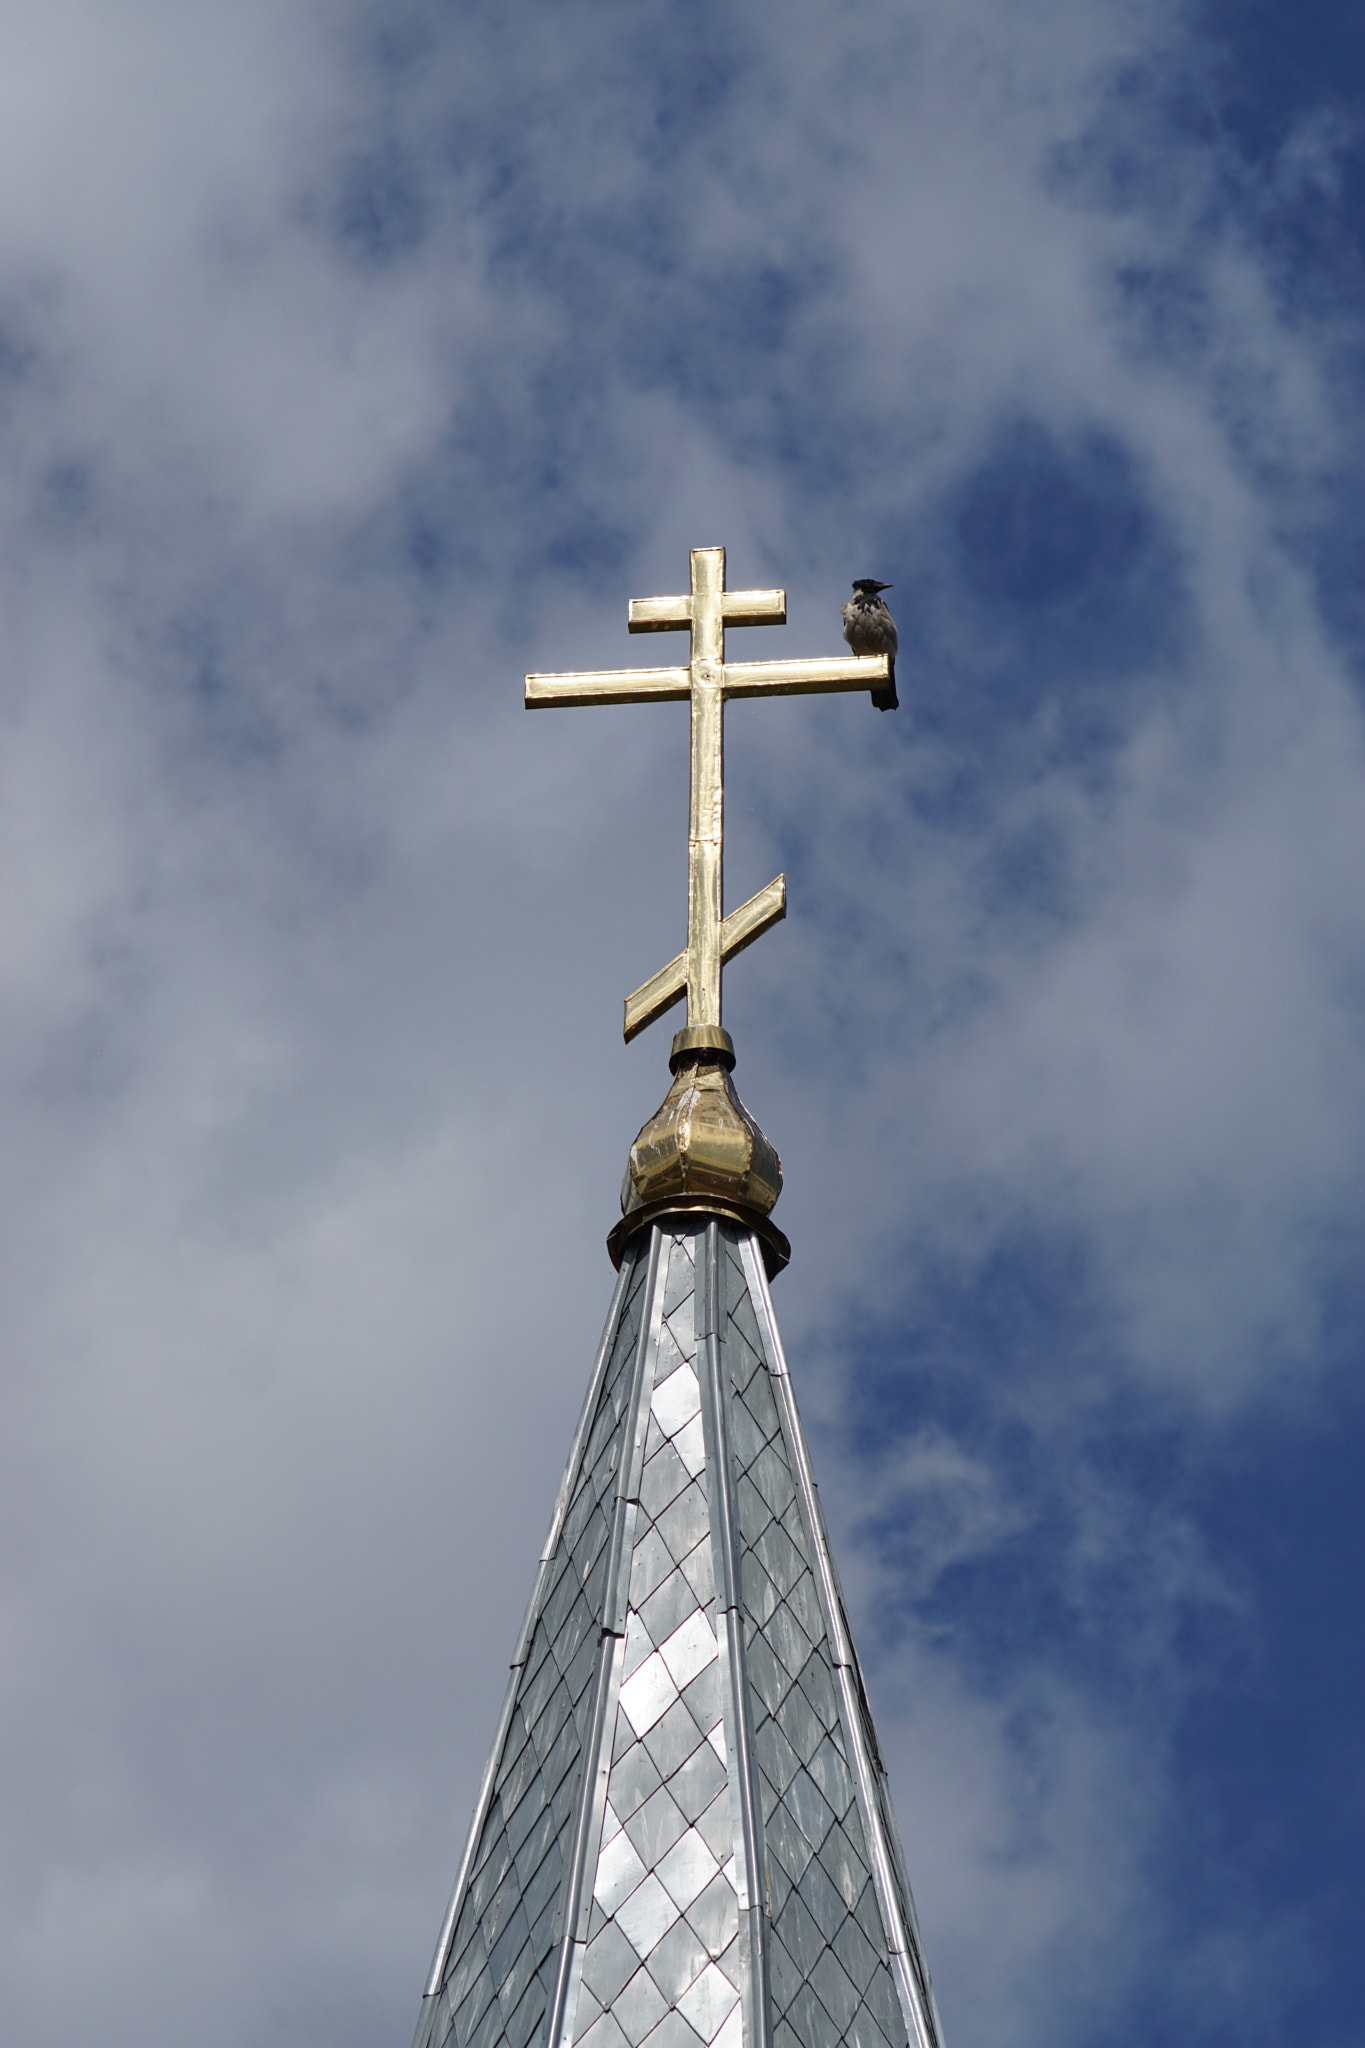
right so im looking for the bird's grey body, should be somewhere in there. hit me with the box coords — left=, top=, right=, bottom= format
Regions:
left=841, top=578, right=898, bottom=710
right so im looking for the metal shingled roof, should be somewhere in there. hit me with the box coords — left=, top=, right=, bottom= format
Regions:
left=412, top=1221, right=943, bottom=2048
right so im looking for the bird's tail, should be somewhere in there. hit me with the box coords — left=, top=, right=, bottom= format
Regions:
left=873, top=657, right=898, bottom=712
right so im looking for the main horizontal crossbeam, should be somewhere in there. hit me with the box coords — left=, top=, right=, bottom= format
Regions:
left=525, top=653, right=889, bottom=709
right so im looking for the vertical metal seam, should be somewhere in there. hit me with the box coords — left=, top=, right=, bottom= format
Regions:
left=544, top=1226, right=668, bottom=2048
left=737, top=1232, right=945, bottom=2048
left=415, top=1252, right=640, bottom=2024
left=698, top=1220, right=771, bottom=2048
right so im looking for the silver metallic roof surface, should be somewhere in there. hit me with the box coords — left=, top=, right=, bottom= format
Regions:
left=412, top=1222, right=943, bottom=2048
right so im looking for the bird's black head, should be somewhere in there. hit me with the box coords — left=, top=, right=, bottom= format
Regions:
left=852, top=578, right=892, bottom=594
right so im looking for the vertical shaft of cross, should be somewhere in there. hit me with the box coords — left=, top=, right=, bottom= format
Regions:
left=687, top=548, right=725, bottom=1029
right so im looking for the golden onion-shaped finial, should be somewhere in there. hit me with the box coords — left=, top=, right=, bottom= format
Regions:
left=607, top=1027, right=789, bottom=1278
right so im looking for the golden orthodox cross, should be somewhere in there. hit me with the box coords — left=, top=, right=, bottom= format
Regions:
left=526, top=546, right=891, bottom=1044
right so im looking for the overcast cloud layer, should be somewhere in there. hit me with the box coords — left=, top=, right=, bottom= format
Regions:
left=3, top=4, right=1365, bottom=2045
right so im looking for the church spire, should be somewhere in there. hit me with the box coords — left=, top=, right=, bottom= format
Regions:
left=410, top=552, right=943, bottom=2048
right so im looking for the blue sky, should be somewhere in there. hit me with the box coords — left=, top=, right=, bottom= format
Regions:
left=2, top=3, right=1365, bottom=2045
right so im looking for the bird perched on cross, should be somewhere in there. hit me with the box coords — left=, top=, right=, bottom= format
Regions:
left=841, top=578, right=898, bottom=711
